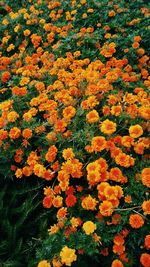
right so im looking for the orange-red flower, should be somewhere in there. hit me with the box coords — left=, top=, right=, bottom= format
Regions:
left=129, top=214, right=144, bottom=229
left=145, top=235, right=150, bottom=250
left=140, top=253, right=150, bottom=267
left=65, top=194, right=77, bottom=207
left=142, top=168, right=150, bottom=187
left=45, top=145, right=58, bottom=162
left=1, top=71, right=11, bottom=83
left=22, top=128, right=32, bottom=139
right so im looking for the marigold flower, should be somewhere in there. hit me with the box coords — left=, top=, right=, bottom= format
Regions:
left=54, top=119, right=67, bottom=133
left=15, top=168, right=23, bottom=179
left=45, top=145, right=57, bottom=162
left=62, top=148, right=75, bottom=160
left=81, top=195, right=97, bottom=210
left=99, top=200, right=113, bottom=216
left=70, top=217, right=80, bottom=228
left=7, top=111, right=19, bottom=122
left=48, top=224, right=59, bottom=235
left=43, top=196, right=53, bottom=209
left=57, top=207, right=67, bottom=219
left=0, top=129, right=8, bottom=140
left=100, top=119, right=116, bottom=135
left=9, top=127, right=21, bottom=139
left=129, top=214, right=144, bottom=228
left=142, top=200, right=150, bottom=215
left=37, top=260, right=51, bottom=267
left=60, top=246, right=77, bottom=266
left=91, top=136, right=106, bottom=152
left=22, top=128, right=32, bottom=139
left=1, top=71, right=11, bottom=83
left=53, top=196, right=63, bottom=208
left=23, top=29, right=31, bottom=36
left=129, top=124, right=143, bottom=138
left=82, top=221, right=97, bottom=235
left=65, top=194, right=77, bottom=207
left=86, top=110, right=99, bottom=123
left=145, top=235, right=150, bottom=250
left=141, top=168, right=150, bottom=187
left=104, top=185, right=119, bottom=200
left=52, top=257, right=62, bottom=267
left=140, top=253, right=150, bottom=267
left=111, top=259, right=124, bottom=267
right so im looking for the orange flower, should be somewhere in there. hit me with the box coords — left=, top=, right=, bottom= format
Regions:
left=142, top=168, right=150, bottom=187
left=0, top=129, right=8, bottom=140
left=81, top=195, right=97, bottom=210
left=22, top=166, right=32, bottom=177
left=54, top=119, right=67, bottom=133
left=22, top=128, right=32, bottom=139
left=111, top=259, right=124, bottom=267
left=109, top=167, right=123, bottom=183
left=145, top=235, right=150, bottom=250
left=99, top=200, right=113, bottom=216
left=124, top=195, right=132, bottom=204
left=57, top=207, right=67, bottom=219
left=53, top=196, right=63, bottom=208
left=129, top=214, right=144, bottom=228
left=1, top=71, right=11, bottom=83
left=114, top=235, right=124, bottom=246
left=45, top=145, right=57, bottom=162
left=104, top=185, right=119, bottom=200
left=86, top=110, right=100, bottom=123
left=132, top=42, right=140, bottom=49
left=129, top=124, right=143, bottom=138
left=9, top=127, right=21, bottom=139
left=62, top=106, right=76, bottom=121
left=100, top=119, right=116, bottom=135
left=140, top=253, right=150, bottom=267
left=108, top=10, right=116, bottom=17
left=91, top=136, right=106, bottom=152
left=142, top=200, right=150, bottom=215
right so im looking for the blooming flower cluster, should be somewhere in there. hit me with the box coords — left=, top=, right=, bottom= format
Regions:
left=0, top=0, right=150, bottom=266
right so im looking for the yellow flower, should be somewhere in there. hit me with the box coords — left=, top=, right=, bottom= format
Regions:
left=70, top=217, right=80, bottom=228
left=82, top=221, right=97, bottom=235
left=37, top=260, right=51, bottom=267
left=62, top=148, right=75, bottom=160
left=48, top=224, right=59, bottom=235
left=100, top=119, right=116, bottom=135
left=129, top=124, right=143, bottom=138
left=60, top=246, right=77, bottom=266
left=7, top=111, right=19, bottom=122
left=2, top=19, right=9, bottom=26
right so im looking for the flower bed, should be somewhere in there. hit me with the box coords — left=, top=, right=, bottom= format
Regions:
left=0, top=0, right=150, bottom=266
